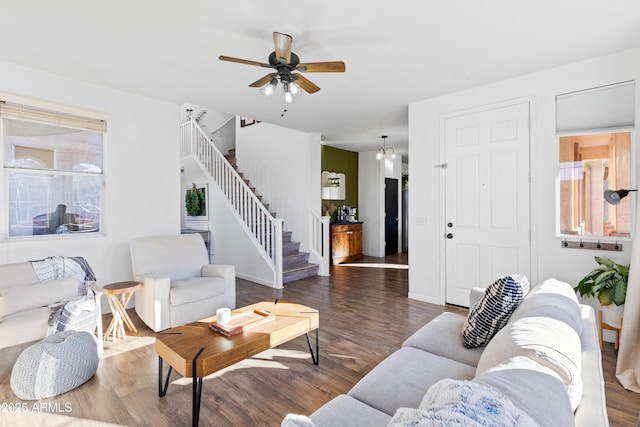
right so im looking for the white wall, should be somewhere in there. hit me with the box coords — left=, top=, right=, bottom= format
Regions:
left=408, top=47, right=640, bottom=305
left=359, top=151, right=403, bottom=257
left=0, top=60, right=180, bottom=288
left=235, top=119, right=322, bottom=256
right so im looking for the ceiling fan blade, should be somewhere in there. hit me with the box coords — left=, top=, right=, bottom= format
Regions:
left=273, top=32, right=292, bottom=64
left=219, top=55, right=270, bottom=68
left=249, top=73, right=278, bottom=88
left=297, top=61, right=346, bottom=73
left=293, top=74, right=321, bottom=94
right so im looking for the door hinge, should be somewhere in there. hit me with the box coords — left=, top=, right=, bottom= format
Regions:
left=434, top=163, right=448, bottom=169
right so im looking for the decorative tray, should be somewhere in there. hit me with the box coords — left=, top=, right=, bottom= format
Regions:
left=209, top=309, right=275, bottom=336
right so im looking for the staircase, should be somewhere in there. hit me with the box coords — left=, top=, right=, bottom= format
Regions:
left=224, top=149, right=319, bottom=283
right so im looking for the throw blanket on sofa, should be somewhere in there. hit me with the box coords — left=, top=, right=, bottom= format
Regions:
left=31, top=256, right=96, bottom=295
left=388, top=379, right=539, bottom=427
left=31, top=256, right=98, bottom=337
left=46, top=296, right=97, bottom=337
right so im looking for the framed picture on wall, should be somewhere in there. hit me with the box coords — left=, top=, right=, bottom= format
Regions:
left=184, top=183, right=208, bottom=220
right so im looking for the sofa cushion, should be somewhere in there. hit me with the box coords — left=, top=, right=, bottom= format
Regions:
left=462, top=274, right=529, bottom=348
left=474, top=366, right=574, bottom=427
left=402, top=312, right=483, bottom=367
left=509, top=278, right=583, bottom=335
left=170, top=277, right=226, bottom=306
left=476, top=315, right=583, bottom=410
left=0, top=306, right=50, bottom=350
left=0, top=262, right=39, bottom=289
left=348, top=347, right=476, bottom=416
left=310, top=394, right=391, bottom=427
left=388, top=378, right=538, bottom=427
left=0, top=276, right=78, bottom=319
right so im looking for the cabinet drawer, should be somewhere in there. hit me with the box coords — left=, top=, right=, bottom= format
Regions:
left=332, top=223, right=362, bottom=233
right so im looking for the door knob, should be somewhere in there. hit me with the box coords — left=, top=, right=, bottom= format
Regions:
left=446, top=233, right=454, bottom=239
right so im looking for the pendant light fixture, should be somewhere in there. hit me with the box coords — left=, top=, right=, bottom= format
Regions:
left=376, top=135, right=396, bottom=160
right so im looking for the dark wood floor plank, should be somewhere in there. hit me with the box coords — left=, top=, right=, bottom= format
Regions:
left=0, top=253, right=638, bottom=426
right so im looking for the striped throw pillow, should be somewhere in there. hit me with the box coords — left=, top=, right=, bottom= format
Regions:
left=462, top=274, right=530, bottom=349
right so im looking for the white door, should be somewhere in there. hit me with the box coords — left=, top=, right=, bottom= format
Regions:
left=444, top=102, right=530, bottom=306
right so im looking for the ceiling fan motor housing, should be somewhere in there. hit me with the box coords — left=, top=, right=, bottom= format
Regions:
left=268, top=51, right=300, bottom=83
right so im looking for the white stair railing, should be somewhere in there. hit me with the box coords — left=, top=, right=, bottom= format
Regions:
left=310, top=211, right=330, bottom=276
left=180, top=118, right=283, bottom=288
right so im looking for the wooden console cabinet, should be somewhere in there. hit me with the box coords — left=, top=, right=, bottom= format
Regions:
left=331, top=222, right=363, bottom=265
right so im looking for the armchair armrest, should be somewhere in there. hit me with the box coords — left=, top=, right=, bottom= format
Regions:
left=134, top=273, right=171, bottom=332
left=202, top=264, right=236, bottom=309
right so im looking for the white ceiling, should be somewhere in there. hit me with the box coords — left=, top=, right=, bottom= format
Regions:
left=2, top=1, right=640, bottom=160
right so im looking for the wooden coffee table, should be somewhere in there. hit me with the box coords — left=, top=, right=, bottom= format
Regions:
left=155, top=300, right=320, bottom=427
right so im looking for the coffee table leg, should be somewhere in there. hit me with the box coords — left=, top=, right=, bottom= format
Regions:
left=192, top=347, right=205, bottom=427
left=305, top=328, right=319, bottom=365
left=158, top=356, right=173, bottom=397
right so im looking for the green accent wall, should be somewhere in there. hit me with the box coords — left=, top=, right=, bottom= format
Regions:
left=321, top=145, right=358, bottom=220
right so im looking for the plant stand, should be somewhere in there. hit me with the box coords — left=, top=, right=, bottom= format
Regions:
left=598, top=310, right=623, bottom=352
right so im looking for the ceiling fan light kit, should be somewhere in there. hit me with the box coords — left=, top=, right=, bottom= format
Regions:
left=260, top=78, right=278, bottom=97
left=219, top=31, right=345, bottom=115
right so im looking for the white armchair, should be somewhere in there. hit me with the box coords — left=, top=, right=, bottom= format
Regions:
left=129, top=234, right=235, bottom=332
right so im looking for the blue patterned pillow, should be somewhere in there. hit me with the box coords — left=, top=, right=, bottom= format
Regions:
left=462, top=274, right=529, bottom=349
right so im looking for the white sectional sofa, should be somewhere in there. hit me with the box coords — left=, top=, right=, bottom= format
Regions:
left=307, top=278, right=608, bottom=427
left=0, top=258, right=101, bottom=351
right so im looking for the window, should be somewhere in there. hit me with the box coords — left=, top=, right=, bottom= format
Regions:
left=559, top=132, right=631, bottom=237
left=2, top=102, right=106, bottom=237
left=556, top=81, right=635, bottom=238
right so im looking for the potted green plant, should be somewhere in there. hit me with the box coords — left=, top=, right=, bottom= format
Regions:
left=574, top=256, right=627, bottom=328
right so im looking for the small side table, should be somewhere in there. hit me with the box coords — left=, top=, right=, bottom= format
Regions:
left=598, top=310, right=623, bottom=351
left=103, top=281, right=143, bottom=342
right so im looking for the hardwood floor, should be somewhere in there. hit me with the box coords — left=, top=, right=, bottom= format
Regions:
left=1, top=253, right=638, bottom=426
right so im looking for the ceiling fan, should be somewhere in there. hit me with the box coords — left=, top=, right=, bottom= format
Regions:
left=219, top=32, right=345, bottom=102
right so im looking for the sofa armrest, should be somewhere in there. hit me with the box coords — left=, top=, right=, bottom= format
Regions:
left=470, top=287, right=486, bottom=308
left=575, top=304, right=609, bottom=427
left=134, top=273, right=171, bottom=332
left=202, top=264, right=236, bottom=309
left=89, top=283, right=104, bottom=354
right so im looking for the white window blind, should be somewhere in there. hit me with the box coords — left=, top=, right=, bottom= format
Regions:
left=0, top=101, right=107, bottom=133
left=556, top=81, right=635, bottom=134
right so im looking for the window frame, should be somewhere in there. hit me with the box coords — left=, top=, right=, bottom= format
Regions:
left=556, top=128, right=636, bottom=240
left=0, top=99, right=108, bottom=240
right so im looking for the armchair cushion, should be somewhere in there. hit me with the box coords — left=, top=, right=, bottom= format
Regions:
left=130, top=234, right=209, bottom=280
left=171, top=277, right=226, bottom=305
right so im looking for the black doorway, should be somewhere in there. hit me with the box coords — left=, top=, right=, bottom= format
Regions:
left=385, top=178, right=399, bottom=255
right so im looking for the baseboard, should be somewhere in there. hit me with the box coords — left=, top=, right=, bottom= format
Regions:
left=236, top=272, right=275, bottom=288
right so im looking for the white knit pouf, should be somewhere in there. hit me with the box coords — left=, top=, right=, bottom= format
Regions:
left=10, top=331, right=99, bottom=400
